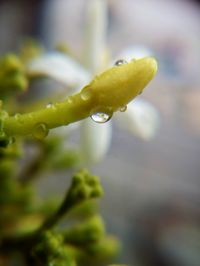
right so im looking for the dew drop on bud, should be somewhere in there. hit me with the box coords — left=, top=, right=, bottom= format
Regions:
left=32, top=123, right=49, bottom=140
left=119, top=105, right=127, bottom=112
left=81, top=90, right=91, bottom=101
left=14, top=113, right=20, bottom=119
left=9, top=137, right=15, bottom=145
left=14, top=113, right=24, bottom=124
left=114, top=59, right=128, bottom=66
left=46, top=102, right=53, bottom=108
left=90, top=112, right=112, bottom=123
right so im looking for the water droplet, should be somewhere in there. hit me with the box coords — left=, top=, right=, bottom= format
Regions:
left=14, top=113, right=20, bottom=119
left=9, top=137, right=15, bottom=144
left=46, top=102, right=53, bottom=108
left=114, top=59, right=128, bottom=66
left=14, top=113, right=24, bottom=124
left=81, top=90, right=91, bottom=101
left=90, top=112, right=112, bottom=123
left=67, top=96, right=73, bottom=104
left=119, top=105, right=127, bottom=112
left=32, top=123, right=49, bottom=140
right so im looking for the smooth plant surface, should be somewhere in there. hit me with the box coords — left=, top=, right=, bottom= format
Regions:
left=1, top=57, right=157, bottom=138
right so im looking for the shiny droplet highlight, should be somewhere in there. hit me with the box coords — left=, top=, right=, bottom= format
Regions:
left=81, top=90, right=91, bottom=101
left=14, top=113, right=24, bottom=124
left=32, top=123, right=49, bottom=140
left=90, top=112, right=112, bottom=123
left=119, top=105, right=127, bottom=112
left=46, top=102, right=53, bottom=108
left=114, top=59, right=128, bottom=66
left=14, top=113, right=20, bottom=119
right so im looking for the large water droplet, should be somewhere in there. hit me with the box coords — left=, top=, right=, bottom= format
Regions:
left=114, top=59, right=128, bottom=66
left=119, top=105, right=127, bottom=112
left=90, top=112, right=112, bottom=123
left=32, top=123, right=49, bottom=140
left=81, top=90, right=91, bottom=101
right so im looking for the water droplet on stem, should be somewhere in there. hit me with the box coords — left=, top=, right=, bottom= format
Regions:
left=119, top=105, right=127, bottom=112
left=90, top=112, right=112, bottom=123
left=81, top=90, right=91, bottom=101
left=14, top=113, right=24, bottom=124
left=46, top=102, right=53, bottom=108
left=14, top=113, right=20, bottom=119
left=114, top=59, right=128, bottom=66
left=32, top=123, right=49, bottom=140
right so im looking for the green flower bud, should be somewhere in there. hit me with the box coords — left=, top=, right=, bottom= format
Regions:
left=64, top=215, right=105, bottom=245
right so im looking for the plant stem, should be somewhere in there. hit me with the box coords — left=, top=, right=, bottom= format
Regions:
left=3, top=92, right=92, bottom=136
left=3, top=57, right=158, bottom=137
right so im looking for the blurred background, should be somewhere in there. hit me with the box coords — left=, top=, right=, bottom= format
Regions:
left=1, top=0, right=200, bottom=265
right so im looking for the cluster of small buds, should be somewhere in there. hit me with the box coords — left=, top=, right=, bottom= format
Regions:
left=66, top=169, right=104, bottom=207
left=0, top=53, right=28, bottom=95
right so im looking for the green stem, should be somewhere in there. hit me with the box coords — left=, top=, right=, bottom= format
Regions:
left=3, top=92, right=92, bottom=137
left=38, top=199, right=71, bottom=232
left=3, top=57, right=158, bottom=137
